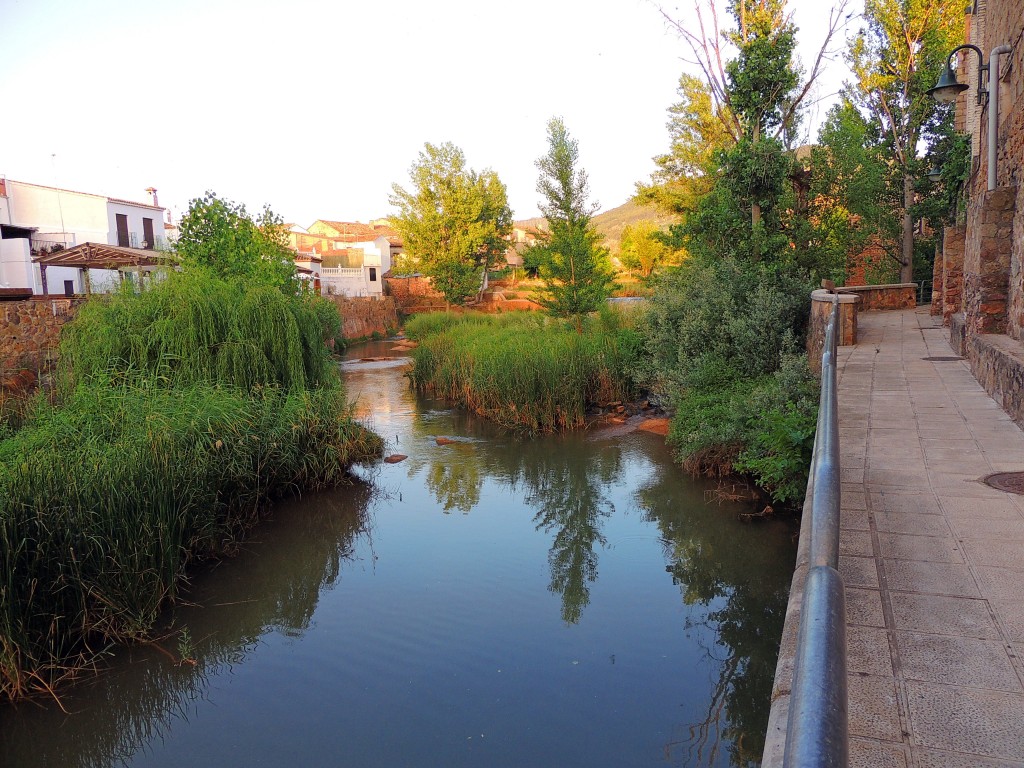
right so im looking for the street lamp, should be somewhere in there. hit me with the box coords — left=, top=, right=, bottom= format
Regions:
left=928, top=43, right=1013, bottom=190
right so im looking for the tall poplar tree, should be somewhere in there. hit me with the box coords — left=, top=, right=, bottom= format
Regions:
left=528, top=118, right=615, bottom=333
left=847, top=0, right=964, bottom=282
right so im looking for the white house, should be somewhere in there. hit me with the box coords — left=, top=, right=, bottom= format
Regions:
left=0, top=178, right=166, bottom=295
left=318, top=235, right=393, bottom=298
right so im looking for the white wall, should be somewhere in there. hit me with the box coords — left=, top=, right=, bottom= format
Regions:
left=0, top=238, right=32, bottom=289
left=6, top=181, right=108, bottom=245
left=5, top=181, right=165, bottom=249
left=340, top=237, right=391, bottom=271
left=320, top=266, right=382, bottom=297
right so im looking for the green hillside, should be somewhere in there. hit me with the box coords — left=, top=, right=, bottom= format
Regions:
left=516, top=201, right=677, bottom=255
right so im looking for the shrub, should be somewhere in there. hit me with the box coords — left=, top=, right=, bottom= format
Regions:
left=406, top=311, right=640, bottom=431
left=638, top=257, right=817, bottom=505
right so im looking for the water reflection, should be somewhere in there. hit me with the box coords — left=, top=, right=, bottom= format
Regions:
left=638, top=476, right=794, bottom=767
left=405, top=407, right=624, bottom=625
left=0, top=482, right=373, bottom=768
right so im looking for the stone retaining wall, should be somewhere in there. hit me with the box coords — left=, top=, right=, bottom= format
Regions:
left=0, top=298, right=80, bottom=373
left=384, top=275, right=443, bottom=312
left=324, top=295, right=400, bottom=341
left=950, top=318, right=1024, bottom=428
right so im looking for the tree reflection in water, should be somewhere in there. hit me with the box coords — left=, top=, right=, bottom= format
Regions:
left=0, top=481, right=374, bottom=768
left=637, top=474, right=795, bottom=768
left=405, top=401, right=795, bottom=766
left=409, top=406, right=623, bottom=625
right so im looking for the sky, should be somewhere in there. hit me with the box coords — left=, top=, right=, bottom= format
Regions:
left=0, top=0, right=857, bottom=227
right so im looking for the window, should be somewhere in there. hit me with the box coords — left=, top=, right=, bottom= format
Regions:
left=142, top=217, right=155, bottom=250
left=369, top=267, right=378, bottom=282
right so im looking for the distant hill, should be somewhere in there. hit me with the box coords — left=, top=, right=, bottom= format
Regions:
left=592, top=201, right=677, bottom=254
left=515, top=201, right=677, bottom=255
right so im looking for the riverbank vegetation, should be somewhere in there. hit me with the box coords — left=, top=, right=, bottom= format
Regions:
left=405, top=309, right=641, bottom=432
left=626, top=0, right=965, bottom=506
left=0, top=195, right=382, bottom=701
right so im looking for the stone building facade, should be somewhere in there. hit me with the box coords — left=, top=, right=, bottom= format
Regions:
left=934, top=0, right=1024, bottom=423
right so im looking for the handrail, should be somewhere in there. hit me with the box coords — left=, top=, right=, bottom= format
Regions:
left=783, top=294, right=848, bottom=767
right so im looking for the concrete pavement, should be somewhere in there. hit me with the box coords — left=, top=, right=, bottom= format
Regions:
left=834, top=308, right=1024, bottom=766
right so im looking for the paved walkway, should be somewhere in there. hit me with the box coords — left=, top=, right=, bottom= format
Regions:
left=835, top=308, right=1024, bottom=766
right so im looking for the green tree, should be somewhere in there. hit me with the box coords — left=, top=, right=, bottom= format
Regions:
left=808, top=99, right=901, bottom=282
left=634, top=74, right=733, bottom=215
left=389, top=142, right=512, bottom=307
left=528, top=118, right=615, bottom=332
left=175, top=192, right=297, bottom=291
left=619, top=220, right=677, bottom=277
left=847, top=0, right=964, bottom=282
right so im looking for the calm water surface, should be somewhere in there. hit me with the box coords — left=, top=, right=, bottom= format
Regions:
left=0, top=340, right=797, bottom=768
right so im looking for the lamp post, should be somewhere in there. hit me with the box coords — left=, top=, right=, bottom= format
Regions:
left=928, top=43, right=1013, bottom=191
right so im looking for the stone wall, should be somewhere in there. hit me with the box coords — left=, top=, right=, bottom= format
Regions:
left=941, top=225, right=966, bottom=322
left=963, top=187, right=1016, bottom=336
left=384, top=275, right=445, bottom=312
left=838, top=283, right=916, bottom=311
left=931, top=240, right=944, bottom=315
left=959, top=0, right=1024, bottom=340
left=323, top=295, right=400, bottom=341
left=0, top=298, right=80, bottom=373
left=964, top=330, right=1024, bottom=428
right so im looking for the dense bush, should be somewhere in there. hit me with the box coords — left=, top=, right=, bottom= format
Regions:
left=637, top=257, right=817, bottom=505
left=407, top=310, right=641, bottom=431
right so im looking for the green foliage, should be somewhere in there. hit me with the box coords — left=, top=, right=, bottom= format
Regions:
left=175, top=192, right=297, bottom=291
left=528, top=118, right=616, bottom=331
left=808, top=99, right=900, bottom=282
left=57, top=271, right=341, bottom=394
left=407, top=311, right=640, bottom=432
left=0, top=382, right=382, bottom=699
left=634, top=74, right=733, bottom=215
left=619, top=220, right=678, bottom=277
left=389, top=142, right=512, bottom=306
left=725, top=0, right=800, bottom=141
left=846, top=0, right=966, bottom=280
left=733, top=356, right=819, bottom=502
left=0, top=259, right=380, bottom=699
left=637, top=257, right=811, bottom=394
left=636, top=257, right=816, bottom=504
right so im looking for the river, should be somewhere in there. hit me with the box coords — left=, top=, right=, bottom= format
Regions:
left=0, top=340, right=797, bottom=768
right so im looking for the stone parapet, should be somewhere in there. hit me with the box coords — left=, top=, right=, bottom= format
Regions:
left=838, top=283, right=916, bottom=311
left=807, top=290, right=858, bottom=373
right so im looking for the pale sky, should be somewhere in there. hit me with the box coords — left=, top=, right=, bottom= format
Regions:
left=0, top=0, right=855, bottom=227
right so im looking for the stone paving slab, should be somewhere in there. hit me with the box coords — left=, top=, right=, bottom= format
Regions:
left=763, top=308, right=1024, bottom=767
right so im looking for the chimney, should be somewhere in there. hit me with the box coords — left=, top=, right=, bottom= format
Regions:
left=145, top=187, right=159, bottom=207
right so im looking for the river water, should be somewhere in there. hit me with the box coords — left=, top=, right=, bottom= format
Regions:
left=0, top=340, right=796, bottom=768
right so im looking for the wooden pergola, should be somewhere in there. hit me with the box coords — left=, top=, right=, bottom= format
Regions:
left=31, top=242, right=176, bottom=295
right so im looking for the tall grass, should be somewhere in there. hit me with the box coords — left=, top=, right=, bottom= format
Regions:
left=406, top=310, right=641, bottom=431
left=0, top=270, right=382, bottom=700
left=58, top=270, right=340, bottom=394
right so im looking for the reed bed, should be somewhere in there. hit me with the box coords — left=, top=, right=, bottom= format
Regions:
left=0, top=271, right=382, bottom=700
left=406, top=310, right=641, bottom=431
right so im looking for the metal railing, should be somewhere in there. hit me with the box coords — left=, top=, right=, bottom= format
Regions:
left=783, top=293, right=848, bottom=767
